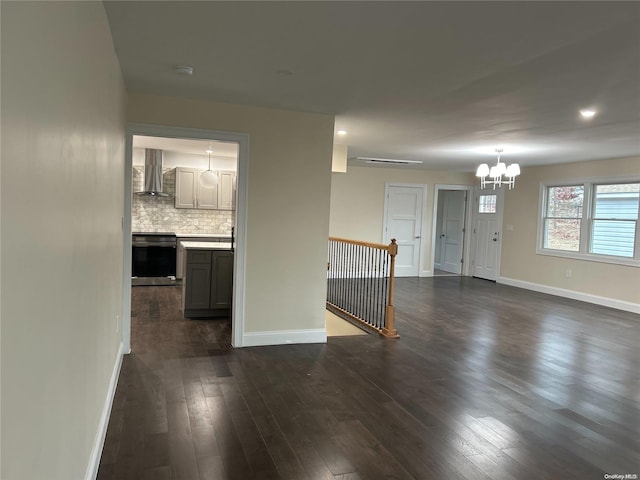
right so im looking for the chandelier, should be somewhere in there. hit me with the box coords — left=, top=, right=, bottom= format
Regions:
left=476, top=149, right=520, bottom=189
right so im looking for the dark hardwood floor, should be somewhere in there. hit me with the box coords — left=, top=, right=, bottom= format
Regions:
left=98, top=277, right=640, bottom=480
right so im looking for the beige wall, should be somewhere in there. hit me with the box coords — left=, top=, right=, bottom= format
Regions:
left=1, top=3, right=125, bottom=480
left=127, top=94, right=335, bottom=333
left=330, top=166, right=474, bottom=273
left=501, top=156, right=640, bottom=304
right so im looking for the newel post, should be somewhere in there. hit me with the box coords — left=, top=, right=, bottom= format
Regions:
left=382, top=238, right=400, bottom=338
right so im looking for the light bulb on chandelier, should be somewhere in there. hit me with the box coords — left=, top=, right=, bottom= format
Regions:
left=476, top=149, right=520, bottom=190
left=200, top=147, right=219, bottom=187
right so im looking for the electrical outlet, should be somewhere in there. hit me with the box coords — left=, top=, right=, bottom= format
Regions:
left=565, top=269, right=572, bottom=278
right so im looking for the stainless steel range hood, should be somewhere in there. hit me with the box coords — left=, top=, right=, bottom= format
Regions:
left=136, top=149, right=169, bottom=197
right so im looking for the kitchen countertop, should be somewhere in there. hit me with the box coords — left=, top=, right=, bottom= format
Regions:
left=132, top=231, right=176, bottom=236
left=132, top=232, right=231, bottom=238
left=180, top=241, right=233, bottom=250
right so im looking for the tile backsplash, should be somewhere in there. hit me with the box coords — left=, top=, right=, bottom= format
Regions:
left=132, top=167, right=234, bottom=234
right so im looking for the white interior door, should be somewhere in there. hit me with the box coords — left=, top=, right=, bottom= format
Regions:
left=441, top=191, right=466, bottom=274
left=472, top=189, right=503, bottom=281
left=384, top=184, right=424, bottom=277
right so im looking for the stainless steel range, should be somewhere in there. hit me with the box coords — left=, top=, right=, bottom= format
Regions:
left=132, top=232, right=177, bottom=286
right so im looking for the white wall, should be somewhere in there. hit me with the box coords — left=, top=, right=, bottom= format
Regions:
left=500, top=156, right=640, bottom=306
left=330, top=166, right=473, bottom=274
left=127, top=94, right=335, bottom=337
left=1, top=3, right=125, bottom=479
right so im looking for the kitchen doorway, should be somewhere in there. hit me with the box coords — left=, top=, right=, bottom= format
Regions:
left=122, top=124, right=249, bottom=352
left=431, top=185, right=473, bottom=277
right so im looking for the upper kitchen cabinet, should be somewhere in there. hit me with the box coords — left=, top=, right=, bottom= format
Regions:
left=217, top=171, right=236, bottom=211
left=175, top=167, right=236, bottom=210
left=197, top=177, right=218, bottom=209
left=175, top=167, right=197, bottom=208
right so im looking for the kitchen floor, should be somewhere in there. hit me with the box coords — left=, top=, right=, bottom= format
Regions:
left=130, top=285, right=232, bottom=357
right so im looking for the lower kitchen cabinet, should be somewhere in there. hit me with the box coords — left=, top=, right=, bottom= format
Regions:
left=176, top=236, right=230, bottom=279
left=183, top=248, right=233, bottom=318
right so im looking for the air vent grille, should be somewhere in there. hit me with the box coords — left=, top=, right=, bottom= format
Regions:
left=356, top=157, right=424, bottom=165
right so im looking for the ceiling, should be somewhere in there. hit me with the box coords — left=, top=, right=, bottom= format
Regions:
left=104, top=1, right=640, bottom=172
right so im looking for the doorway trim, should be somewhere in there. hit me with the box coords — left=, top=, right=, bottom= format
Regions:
left=430, top=184, right=473, bottom=277
left=122, top=123, right=249, bottom=352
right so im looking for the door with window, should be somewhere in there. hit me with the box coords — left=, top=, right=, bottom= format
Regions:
left=384, top=184, right=425, bottom=277
left=472, top=189, right=503, bottom=280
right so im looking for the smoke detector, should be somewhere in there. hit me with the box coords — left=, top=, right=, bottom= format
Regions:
left=175, top=65, right=194, bottom=76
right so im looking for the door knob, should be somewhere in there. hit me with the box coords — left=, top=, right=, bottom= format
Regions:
left=415, top=236, right=421, bottom=239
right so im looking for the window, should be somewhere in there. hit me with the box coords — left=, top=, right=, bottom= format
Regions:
left=539, top=180, right=640, bottom=265
left=478, top=194, right=497, bottom=213
left=543, top=186, right=583, bottom=251
left=591, top=183, right=639, bottom=257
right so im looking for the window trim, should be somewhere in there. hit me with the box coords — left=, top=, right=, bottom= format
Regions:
left=537, top=176, right=640, bottom=267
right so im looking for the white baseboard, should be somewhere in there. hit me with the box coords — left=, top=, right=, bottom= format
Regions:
left=85, top=341, right=124, bottom=480
left=420, top=270, right=433, bottom=277
left=242, top=328, right=327, bottom=347
left=497, top=276, right=640, bottom=315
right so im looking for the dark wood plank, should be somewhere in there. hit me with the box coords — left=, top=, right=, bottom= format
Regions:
left=98, top=280, right=640, bottom=480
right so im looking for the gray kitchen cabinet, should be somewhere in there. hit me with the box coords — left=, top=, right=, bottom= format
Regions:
left=175, top=167, right=197, bottom=208
left=183, top=248, right=233, bottom=317
left=176, top=237, right=229, bottom=279
left=197, top=178, right=218, bottom=209
left=184, top=258, right=211, bottom=309
left=175, top=167, right=235, bottom=211
left=217, top=171, right=236, bottom=210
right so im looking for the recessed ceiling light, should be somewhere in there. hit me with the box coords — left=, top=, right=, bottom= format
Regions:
left=579, top=108, right=597, bottom=119
left=175, top=65, right=194, bottom=76
left=337, top=130, right=348, bottom=136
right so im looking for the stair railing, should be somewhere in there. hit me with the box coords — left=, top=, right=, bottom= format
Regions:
left=326, top=237, right=399, bottom=338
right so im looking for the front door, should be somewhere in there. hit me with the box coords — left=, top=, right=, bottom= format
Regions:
left=440, top=190, right=466, bottom=274
left=384, top=184, right=425, bottom=277
left=472, top=189, right=503, bottom=281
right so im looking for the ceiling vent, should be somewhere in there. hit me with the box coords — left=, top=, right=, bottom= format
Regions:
left=357, top=157, right=424, bottom=165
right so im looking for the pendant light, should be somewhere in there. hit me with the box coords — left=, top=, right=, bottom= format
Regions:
left=199, top=145, right=219, bottom=187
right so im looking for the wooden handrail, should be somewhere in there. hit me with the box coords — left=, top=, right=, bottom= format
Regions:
left=326, top=237, right=399, bottom=339
left=329, top=236, right=392, bottom=251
